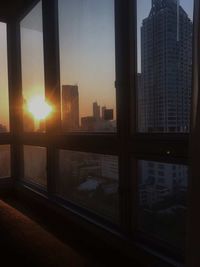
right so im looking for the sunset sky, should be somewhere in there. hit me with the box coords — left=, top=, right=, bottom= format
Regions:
left=0, top=0, right=194, bottom=130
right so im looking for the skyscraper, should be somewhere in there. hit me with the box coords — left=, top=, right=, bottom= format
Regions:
left=62, top=85, right=79, bottom=131
left=102, top=106, right=106, bottom=120
left=93, top=102, right=100, bottom=120
left=139, top=0, right=192, bottom=132
left=138, top=0, right=191, bottom=221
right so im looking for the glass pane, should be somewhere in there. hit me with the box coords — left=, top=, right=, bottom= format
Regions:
left=58, top=0, right=116, bottom=132
left=56, top=150, right=119, bottom=223
left=0, top=23, right=9, bottom=132
left=0, top=145, right=10, bottom=178
left=21, top=2, right=49, bottom=133
left=23, top=146, right=47, bottom=187
left=138, top=160, right=188, bottom=250
left=137, top=0, right=193, bottom=133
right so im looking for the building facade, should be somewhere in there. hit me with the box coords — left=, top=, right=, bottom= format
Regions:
left=93, top=102, right=100, bottom=120
left=139, top=0, right=192, bottom=132
left=138, top=0, right=191, bottom=208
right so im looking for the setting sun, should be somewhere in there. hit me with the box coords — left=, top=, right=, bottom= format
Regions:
left=27, top=95, right=52, bottom=120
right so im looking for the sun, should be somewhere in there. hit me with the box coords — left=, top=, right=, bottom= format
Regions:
left=27, top=95, right=52, bottom=120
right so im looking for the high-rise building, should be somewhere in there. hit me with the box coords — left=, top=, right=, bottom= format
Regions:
left=138, top=0, right=192, bottom=206
left=81, top=116, right=96, bottom=131
left=139, top=0, right=192, bottom=132
left=103, top=109, right=113, bottom=121
left=62, top=85, right=79, bottom=131
left=102, top=106, right=106, bottom=120
left=93, top=102, right=100, bottom=120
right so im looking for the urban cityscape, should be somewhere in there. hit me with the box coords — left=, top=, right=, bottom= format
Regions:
left=0, top=0, right=193, bottom=246
left=61, top=84, right=116, bottom=132
left=23, top=84, right=116, bottom=133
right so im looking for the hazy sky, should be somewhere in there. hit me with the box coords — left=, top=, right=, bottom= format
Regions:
left=21, top=1, right=45, bottom=103
left=59, top=0, right=115, bottom=119
left=0, top=0, right=194, bottom=129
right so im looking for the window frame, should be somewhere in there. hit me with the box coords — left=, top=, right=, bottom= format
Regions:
left=5, top=0, right=196, bottom=266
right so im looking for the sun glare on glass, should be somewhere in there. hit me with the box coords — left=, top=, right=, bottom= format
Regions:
left=27, top=95, right=52, bottom=120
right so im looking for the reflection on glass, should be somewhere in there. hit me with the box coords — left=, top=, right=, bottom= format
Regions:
left=58, top=0, right=116, bottom=132
left=23, top=146, right=47, bottom=187
left=20, top=1, right=46, bottom=132
left=56, top=150, right=119, bottom=222
left=0, top=23, right=9, bottom=132
left=138, top=160, right=188, bottom=250
left=137, top=0, right=193, bottom=133
left=0, top=145, right=10, bottom=178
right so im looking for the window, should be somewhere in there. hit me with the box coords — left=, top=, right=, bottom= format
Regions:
left=56, top=150, right=119, bottom=222
left=138, top=161, right=188, bottom=250
left=20, top=1, right=46, bottom=133
left=23, top=146, right=47, bottom=188
left=137, top=0, right=193, bottom=133
left=58, top=0, right=116, bottom=132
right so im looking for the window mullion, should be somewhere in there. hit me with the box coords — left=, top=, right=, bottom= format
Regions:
left=42, top=0, right=60, bottom=195
left=115, top=0, right=136, bottom=234
left=7, top=22, right=23, bottom=181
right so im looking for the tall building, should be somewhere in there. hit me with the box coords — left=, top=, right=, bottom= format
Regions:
left=103, top=109, right=113, bottom=121
left=139, top=0, right=192, bottom=132
left=62, top=85, right=79, bottom=131
left=138, top=0, right=192, bottom=206
left=93, top=102, right=100, bottom=120
left=102, top=106, right=106, bottom=120
left=81, top=116, right=96, bottom=131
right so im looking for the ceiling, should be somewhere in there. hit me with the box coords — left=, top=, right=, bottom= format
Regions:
left=0, top=0, right=36, bottom=22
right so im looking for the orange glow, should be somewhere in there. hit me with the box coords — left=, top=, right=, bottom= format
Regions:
left=27, top=95, right=52, bottom=120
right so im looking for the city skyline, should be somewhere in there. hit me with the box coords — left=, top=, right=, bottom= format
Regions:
left=22, top=82, right=115, bottom=132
